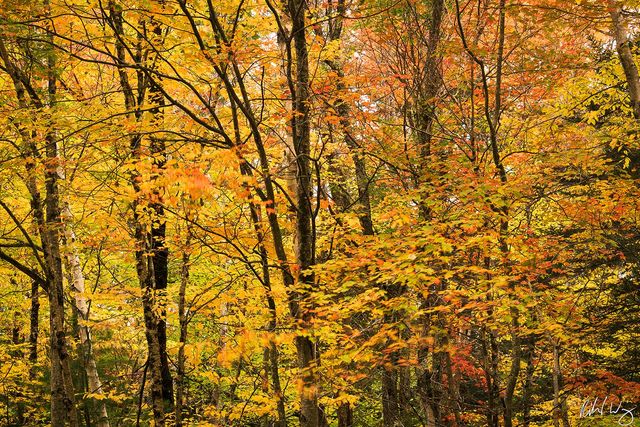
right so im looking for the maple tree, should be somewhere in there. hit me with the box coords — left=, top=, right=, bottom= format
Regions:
left=0, top=0, right=639, bottom=426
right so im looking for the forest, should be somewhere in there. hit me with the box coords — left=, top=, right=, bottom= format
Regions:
left=0, top=0, right=639, bottom=426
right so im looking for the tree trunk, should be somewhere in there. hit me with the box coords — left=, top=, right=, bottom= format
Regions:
left=44, top=107, right=79, bottom=427
left=176, top=230, right=191, bottom=427
left=522, top=336, right=536, bottom=427
left=552, top=341, right=570, bottom=427
left=318, top=3, right=375, bottom=421
left=0, top=10, right=78, bottom=427
left=445, top=342, right=462, bottom=426
left=382, top=364, right=400, bottom=427
left=29, top=279, right=39, bottom=365
left=247, top=194, right=287, bottom=427
left=504, top=322, right=521, bottom=427
left=480, top=326, right=500, bottom=427
left=107, top=1, right=173, bottom=422
left=61, top=204, right=110, bottom=427
left=147, top=13, right=174, bottom=408
left=43, top=14, right=79, bottom=425
left=414, top=1, right=447, bottom=424
left=137, top=4, right=173, bottom=423
left=337, top=401, right=353, bottom=427
left=609, top=1, right=640, bottom=120
left=234, top=87, right=288, bottom=425
left=288, top=0, right=324, bottom=425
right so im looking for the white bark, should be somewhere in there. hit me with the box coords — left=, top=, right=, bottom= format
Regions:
left=61, top=203, right=110, bottom=427
left=609, top=1, right=640, bottom=119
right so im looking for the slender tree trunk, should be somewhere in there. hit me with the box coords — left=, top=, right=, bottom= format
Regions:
left=29, top=279, right=39, bottom=365
left=61, top=204, right=110, bottom=427
left=415, top=0, right=445, bottom=166
left=413, top=1, right=447, bottom=424
left=456, top=1, right=518, bottom=425
left=147, top=9, right=174, bottom=408
left=11, top=309, right=21, bottom=346
left=233, top=83, right=287, bottom=424
left=247, top=197, right=287, bottom=427
left=504, top=323, right=521, bottom=427
left=552, top=341, right=570, bottom=427
left=609, top=1, right=640, bottom=120
left=43, top=13, right=79, bottom=425
left=480, top=325, right=500, bottom=427
left=382, top=362, right=401, bottom=427
left=314, top=3, right=374, bottom=422
left=139, top=268, right=167, bottom=426
left=44, top=99, right=78, bottom=427
left=139, top=3, right=173, bottom=422
left=0, top=11, right=78, bottom=426
left=175, top=233, right=190, bottom=427
left=288, top=0, right=324, bottom=425
left=107, top=1, right=172, bottom=423
left=337, top=402, right=353, bottom=427
left=445, top=340, right=462, bottom=426
left=522, top=336, right=536, bottom=427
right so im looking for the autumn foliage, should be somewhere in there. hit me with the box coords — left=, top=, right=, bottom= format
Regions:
left=0, top=0, right=639, bottom=426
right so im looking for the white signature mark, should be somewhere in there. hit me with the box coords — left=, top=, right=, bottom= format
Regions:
left=580, top=396, right=636, bottom=426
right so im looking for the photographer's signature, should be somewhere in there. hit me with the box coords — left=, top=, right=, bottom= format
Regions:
left=580, top=396, right=636, bottom=426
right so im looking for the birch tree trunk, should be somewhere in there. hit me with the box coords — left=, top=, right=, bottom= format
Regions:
left=61, top=204, right=110, bottom=427
left=609, top=1, right=640, bottom=120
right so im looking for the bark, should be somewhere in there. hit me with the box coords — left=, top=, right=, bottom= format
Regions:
left=415, top=0, right=445, bottom=169
left=336, top=402, right=353, bottom=427
left=552, top=343, right=560, bottom=427
left=29, top=279, right=39, bottom=365
left=61, top=204, right=110, bottom=427
left=492, top=3, right=521, bottom=426
left=489, top=324, right=501, bottom=427
left=318, top=3, right=374, bottom=421
left=609, top=1, right=640, bottom=120
left=479, top=322, right=500, bottom=427
left=445, top=342, right=462, bottom=426
left=11, top=309, right=21, bottom=346
left=487, top=335, right=499, bottom=427
left=552, top=342, right=570, bottom=427
left=44, top=81, right=79, bottom=427
left=108, top=1, right=173, bottom=422
left=522, top=336, right=536, bottom=427
left=175, top=234, right=190, bottom=427
left=288, top=0, right=325, bottom=425
left=244, top=181, right=287, bottom=427
left=43, top=11, right=79, bottom=425
left=0, top=24, right=77, bottom=427
left=146, top=10, right=174, bottom=407
left=382, top=365, right=401, bottom=427
left=413, top=1, right=446, bottom=424
left=504, top=333, right=521, bottom=427
left=417, top=347, right=440, bottom=427
left=137, top=248, right=168, bottom=426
